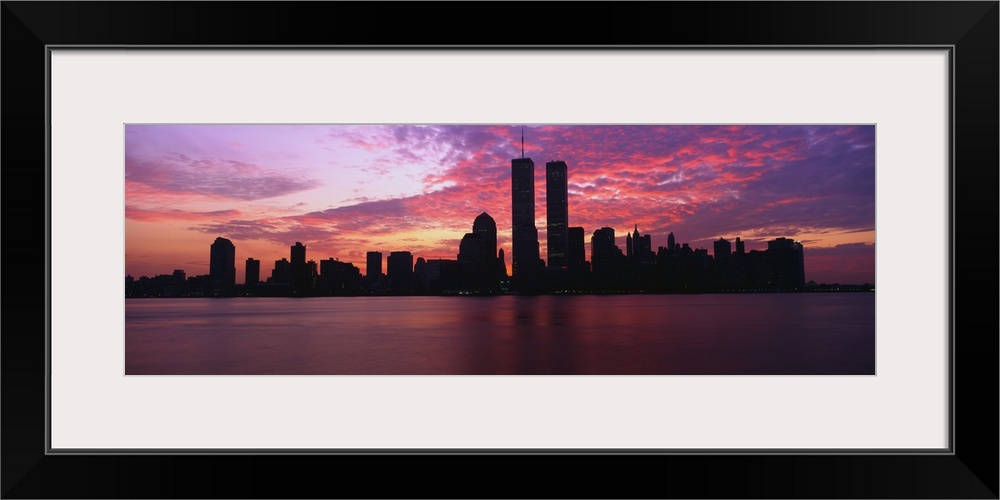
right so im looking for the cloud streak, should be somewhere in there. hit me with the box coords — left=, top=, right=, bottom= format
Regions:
left=126, top=153, right=317, bottom=201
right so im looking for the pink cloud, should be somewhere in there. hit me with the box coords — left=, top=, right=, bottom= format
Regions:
left=126, top=153, right=317, bottom=201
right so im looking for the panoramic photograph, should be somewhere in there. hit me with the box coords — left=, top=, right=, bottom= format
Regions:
left=125, top=124, right=876, bottom=375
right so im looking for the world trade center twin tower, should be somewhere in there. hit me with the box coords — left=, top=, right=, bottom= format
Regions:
left=510, top=133, right=571, bottom=289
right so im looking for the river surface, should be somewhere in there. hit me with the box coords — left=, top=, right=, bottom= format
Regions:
left=124, top=293, right=875, bottom=375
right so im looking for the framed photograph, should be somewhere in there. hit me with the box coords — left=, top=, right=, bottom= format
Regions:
left=120, top=122, right=877, bottom=378
left=5, top=2, right=997, bottom=498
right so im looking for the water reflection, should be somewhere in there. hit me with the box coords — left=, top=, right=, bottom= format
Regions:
left=125, top=294, right=875, bottom=375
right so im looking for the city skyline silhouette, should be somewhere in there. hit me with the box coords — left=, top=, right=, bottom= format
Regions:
left=127, top=224, right=826, bottom=297
left=125, top=124, right=876, bottom=287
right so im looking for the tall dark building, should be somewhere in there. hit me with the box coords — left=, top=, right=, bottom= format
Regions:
left=245, top=258, right=260, bottom=286
left=413, top=257, right=428, bottom=290
left=387, top=251, right=414, bottom=291
left=627, top=225, right=651, bottom=263
left=209, top=237, right=236, bottom=293
left=271, top=258, right=289, bottom=283
left=459, top=212, right=503, bottom=293
left=766, top=238, right=805, bottom=289
left=667, top=232, right=676, bottom=252
left=319, top=258, right=361, bottom=294
left=458, top=233, right=484, bottom=263
left=591, top=227, right=617, bottom=273
left=713, top=237, right=734, bottom=289
left=545, top=160, right=569, bottom=268
left=366, top=251, right=382, bottom=278
left=290, top=242, right=306, bottom=267
left=733, top=237, right=748, bottom=288
left=714, top=238, right=732, bottom=264
left=473, top=212, right=498, bottom=262
left=289, top=242, right=307, bottom=294
left=512, top=150, right=540, bottom=284
left=567, top=226, right=586, bottom=270
left=305, top=260, right=318, bottom=290
left=498, top=248, right=507, bottom=277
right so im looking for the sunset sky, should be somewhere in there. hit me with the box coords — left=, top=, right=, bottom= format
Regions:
left=125, top=124, right=876, bottom=285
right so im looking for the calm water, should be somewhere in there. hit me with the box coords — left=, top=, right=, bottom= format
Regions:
left=125, top=294, right=875, bottom=375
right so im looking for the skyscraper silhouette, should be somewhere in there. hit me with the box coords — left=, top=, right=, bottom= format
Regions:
left=459, top=212, right=502, bottom=293
left=511, top=135, right=540, bottom=288
left=319, top=258, right=361, bottom=294
left=713, top=237, right=733, bottom=289
left=627, top=225, right=651, bottom=264
left=631, top=225, right=640, bottom=258
left=209, top=237, right=236, bottom=294
left=567, top=226, right=585, bottom=270
left=458, top=233, right=484, bottom=263
left=245, top=258, right=260, bottom=286
left=290, top=242, right=307, bottom=294
left=546, top=160, right=569, bottom=268
left=714, top=238, right=732, bottom=264
left=473, top=212, right=498, bottom=263
left=366, top=251, right=382, bottom=279
left=387, top=251, right=414, bottom=292
left=766, top=237, right=805, bottom=289
left=498, top=248, right=507, bottom=277
left=591, top=227, right=617, bottom=273
left=271, top=258, right=289, bottom=284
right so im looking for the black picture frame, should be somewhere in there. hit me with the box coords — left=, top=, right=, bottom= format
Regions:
left=3, top=2, right=996, bottom=498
